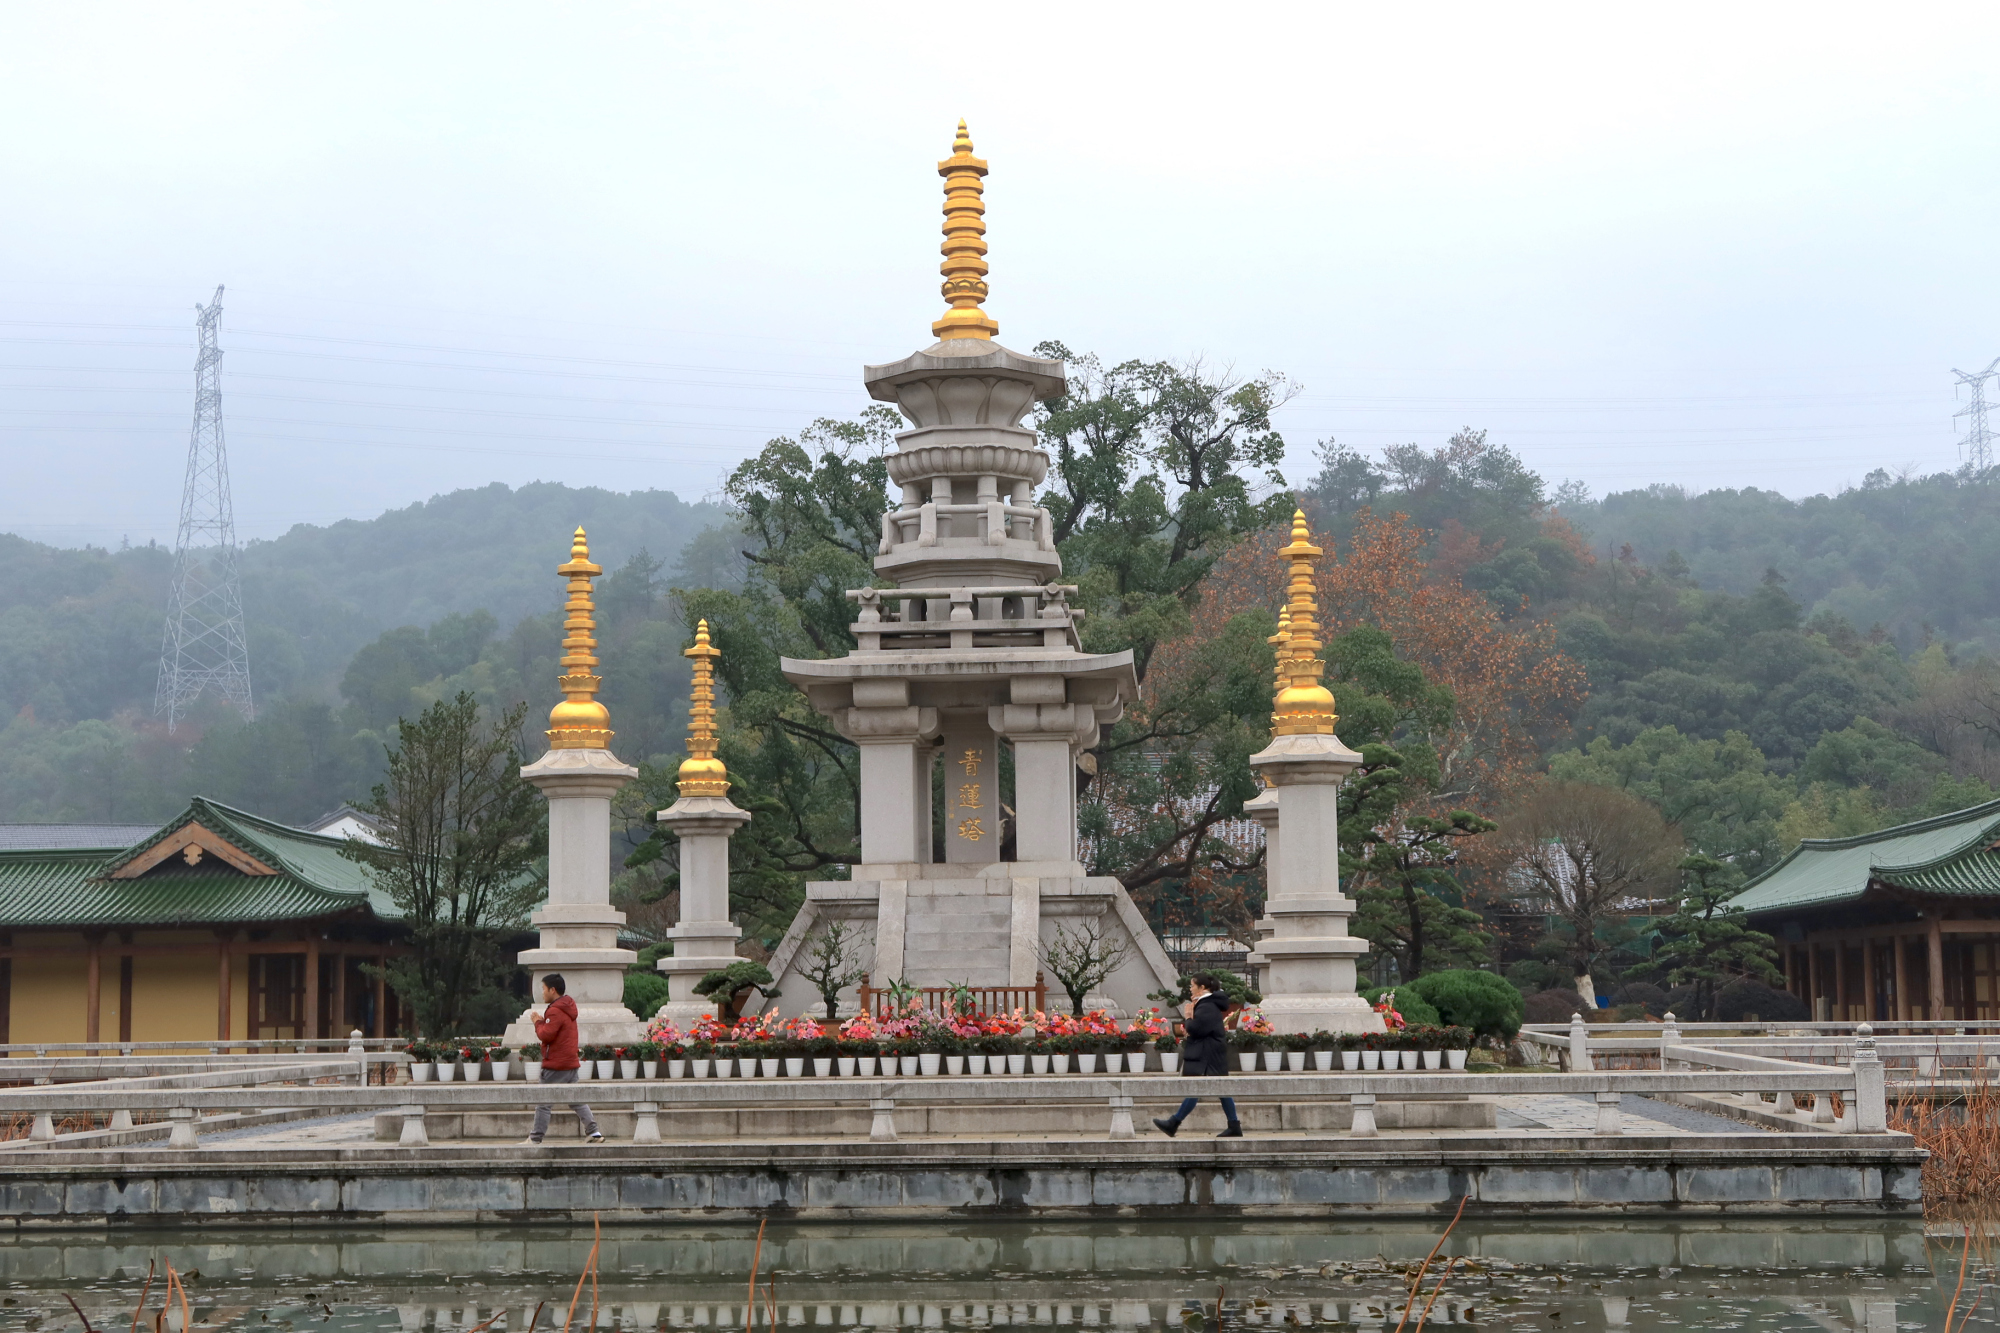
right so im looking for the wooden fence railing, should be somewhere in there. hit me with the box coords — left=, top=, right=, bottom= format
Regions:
left=854, top=973, right=1048, bottom=1019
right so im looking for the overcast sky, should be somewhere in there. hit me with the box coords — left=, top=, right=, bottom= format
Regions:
left=3, top=5, right=1998, bottom=548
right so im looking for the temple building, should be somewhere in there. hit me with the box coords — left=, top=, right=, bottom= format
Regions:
left=1731, top=798, right=2000, bottom=1022
left=0, top=798, right=412, bottom=1045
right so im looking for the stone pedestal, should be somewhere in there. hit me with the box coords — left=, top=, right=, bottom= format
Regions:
left=653, top=793, right=751, bottom=1028
left=1246, top=732, right=1383, bottom=1035
left=503, top=747, right=643, bottom=1048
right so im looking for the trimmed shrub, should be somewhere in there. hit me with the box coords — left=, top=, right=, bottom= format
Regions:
left=1714, top=978, right=1809, bottom=1023
left=623, top=970, right=671, bottom=1019
left=1407, top=970, right=1526, bottom=1042
left=1610, top=981, right=1670, bottom=1013
left=1522, top=988, right=1590, bottom=1025
left=1360, top=985, right=1441, bottom=1027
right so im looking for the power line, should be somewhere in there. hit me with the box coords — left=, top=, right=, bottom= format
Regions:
left=1953, top=357, right=2000, bottom=470
left=155, top=287, right=253, bottom=733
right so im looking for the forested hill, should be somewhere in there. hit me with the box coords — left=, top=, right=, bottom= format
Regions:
left=0, top=481, right=720, bottom=824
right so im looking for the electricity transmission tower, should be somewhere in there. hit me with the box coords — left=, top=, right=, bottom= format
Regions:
left=155, top=286, right=253, bottom=732
left=1953, top=356, right=2000, bottom=471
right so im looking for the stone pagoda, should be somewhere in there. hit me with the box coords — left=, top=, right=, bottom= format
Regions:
left=1243, top=515, right=1384, bottom=1034
left=502, top=530, right=645, bottom=1049
left=764, top=122, right=1178, bottom=1012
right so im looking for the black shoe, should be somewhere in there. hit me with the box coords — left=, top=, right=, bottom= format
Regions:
left=1152, top=1117, right=1181, bottom=1138
left=1217, top=1125, right=1243, bottom=1138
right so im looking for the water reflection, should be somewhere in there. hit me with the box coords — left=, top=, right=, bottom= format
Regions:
left=0, top=1220, right=1975, bottom=1332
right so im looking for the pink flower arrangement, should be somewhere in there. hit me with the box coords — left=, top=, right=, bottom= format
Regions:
left=644, top=1016, right=683, bottom=1045
left=685, top=1014, right=730, bottom=1044
left=838, top=1013, right=879, bottom=1041
left=1236, top=1008, right=1275, bottom=1036
left=731, top=1011, right=782, bottom=1043
left=784, top=1015, right=825, bottom=1040
left=1127, top=1008, right=1173, bottom=1038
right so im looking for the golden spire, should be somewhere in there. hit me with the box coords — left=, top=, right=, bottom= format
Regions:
left=932, top=120, right=999, bottom=342
left=546, top=527, right=613, bottom=750
left=1271, top=511, right=1339, bottom=736
left=676, top=619, right=730, bottom=797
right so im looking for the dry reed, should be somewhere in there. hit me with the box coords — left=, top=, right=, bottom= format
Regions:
left=1889, top=1071, right=2000, bottom=1207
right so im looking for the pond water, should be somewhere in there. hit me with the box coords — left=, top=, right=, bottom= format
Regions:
left=0, top=1220, right=1986, bottom=1332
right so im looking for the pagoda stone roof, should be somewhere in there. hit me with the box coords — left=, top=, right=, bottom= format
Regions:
left=1729, top=798, right=2000, bottom=918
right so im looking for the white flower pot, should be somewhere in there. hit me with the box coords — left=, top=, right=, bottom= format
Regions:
left=1361, top=1049, right=1381, bottom=1071
left=919, top=1053, right=942, bottom=1075
left=760, top=1058, right=781, bottom=1078
left=1340, top=1051, right=1360, bottom=1071
left=838, top=1057, right=857, bottom=1077
left=714, top=1058, right=734, bottom=1078
left=412, top=1063, right=433, bottom=1082
left=1160, top=1053, right=1180, bottom=1074
left=1261, top=1052, right=1283, bottom=1072
left=1239, top=1053, right=1259, bottom=1071
left=1052, top=1054, right=1071, bottom=1074
left=1402, top=1050, right=1421, bottom=1071
left=901, top=1056, right=922, bottom=1076
left=1077, top=1053, right=1099, bottom=1074
left=966, top=1054, right=987, bottom=1075
left=785, top=1058, right=805, bottom=1078
left=1448, top=1049, right=1468, bottom=1070
left=668, top=1060, right=687, bottom=1079
left=489, top=1061, right=509, bottom=1082
left=1107, top=1053, right=1128, bottom=1074
left=946, top=1055, right=965, bottom=1075
left=1285, top=1052, right=1306, bottom=1072
left=858, top=1057, right=878, bottom=1076
left=620, top=1060, right=640, bottom=1080
left=1313, top=1051, right=1335, bottom=1071
left=691, top=1059, right=712, bottom=1079
left=525, top=1061, right=542, bottom=1081
left=1031, top=1054, right=1051, bottom=1074
left=596, top=1059, right=617, bottom=1080
left=1422, top=1050, right=1443, bottom=1070
left=1008, top=1053, right=1028, bottom=1075
left=435, top=1062, right=456, bottom=1082
left=812, top=1058, right=833, bottom=1077
left=642, top=1061, right=658, bottom=1080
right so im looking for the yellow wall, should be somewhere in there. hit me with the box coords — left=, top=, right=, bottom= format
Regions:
left=11, top=934, right=87, bottom=1045
left=129, top=953, right=221, bottom=1043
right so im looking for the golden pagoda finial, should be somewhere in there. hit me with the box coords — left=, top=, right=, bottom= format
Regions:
left=547, top=527, right=613, bottom=749
left=932, top=119, right=999, bottom=342
left=677, top=619, right=730, bottom=797
left=1271, top=510, right=1339, bottom=736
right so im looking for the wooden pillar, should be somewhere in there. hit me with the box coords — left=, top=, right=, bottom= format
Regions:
left=304, top=937, right=321, bottom=1042
left=1808, top=943, right=1821, bottom=1017
left=1862, top=937, right=1878, bottom=1023
left=331, top=947, right=347, bottom=1039
left=83, top=933, right=102, bottom=1044
left=215, top=934, right=232, bottom=1043
left=1928, top=916, right=1947, bottom=1021
left=118, top=956, right=133, bottom=1044
left=1894, top=935, right=1909, bottom=1021
left=372, top=962, right=387, bottom=1040
left=1833, top=943, right=1848, bottom=1022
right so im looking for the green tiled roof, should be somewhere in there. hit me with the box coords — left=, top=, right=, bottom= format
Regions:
left=1729, top=799, right=2000, bottom=918
left=0, top=797, right=404, bottom=929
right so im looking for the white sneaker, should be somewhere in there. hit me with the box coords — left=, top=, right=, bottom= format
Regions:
left=521, top=1137, right=545, bottom=1146
left=586, top=1131, right=605, bottom=1143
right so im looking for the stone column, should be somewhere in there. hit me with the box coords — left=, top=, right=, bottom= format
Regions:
left=504, top=746, right=643, bottom=1046
left=989, top=676, right=1098, bottom=864
left=1240, top=783, right=1279, bottom=994
left=843, top=689, right=940, bottom=866
left=1249, top=732, right=1382, bottom=1034
left=654, top=794, right=751, bottom=1027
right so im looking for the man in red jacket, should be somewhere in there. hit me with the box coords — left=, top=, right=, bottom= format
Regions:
left=528, top=974, right=603, bottom=1145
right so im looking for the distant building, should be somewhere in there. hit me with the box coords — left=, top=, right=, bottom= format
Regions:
left=1729, top=799, right=2000, bottom=1022
left=304, top=804, right=386, bottom=846
left=0, top=798, right=416, bottom=1045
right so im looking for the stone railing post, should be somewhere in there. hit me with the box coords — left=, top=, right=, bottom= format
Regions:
left=633, top=1103, right=662, bottom=1145
left=1851, top=1023, right=1887, bottom=1133
left=1659, top=1012, right=1681, bottom=1071
left=1568, top=1013, right=1593, bottom=1072
left=1594, top=1090, right=1622, bottom=1135
left=1107, top=1094, right=1135, bottom=1140
left=1349, top=1092, right=1378, bottom=1138
left=108, top=1109, right=134, bottom=1133
left=869, top=1099, right=898, bottom=1143
left=28, top=1112, right=54, bottom=1143
left=166, top=1107, right=199, bottom=1150
left=348, top=1029, right=366, bottom=1055
left=397, top=1106, right=429, bottom=1148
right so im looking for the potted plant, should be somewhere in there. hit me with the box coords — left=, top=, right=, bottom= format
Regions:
left=1229, top=1029, right=1263, bottom=1073
left=1281, top=1031, right=1312, bottom=1073
left=628, top=1041, right=659, bottom=1079
left=687, top=1036, right=713, bottom=1078
left=848, top=1037, right=880, bottom=1077
left=1309, top=1031, right=1336, bottom=1072
left=1155, top=1030, right=1181, bottom=1075
left=1338, top=1032, right=1362, bottom=1072
left=1026, top=1031, right=1052, bottom=1076
left=405, top=1039, right=434, bottom=1082
left=615, top=1045, right=640, bottom=1081
left=804, top=1033, right=836, bottom=1078
left=434, top=1043, right=459, bottom=1082
left=1444, top=1025, right=1472, bottom=1071
left=1359, top=1031, right=1382, bottom=1071
left=484, top=1043, right=512, bottom=1081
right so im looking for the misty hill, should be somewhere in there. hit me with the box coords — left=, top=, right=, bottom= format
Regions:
left=0, top=481, right=722, bottom=727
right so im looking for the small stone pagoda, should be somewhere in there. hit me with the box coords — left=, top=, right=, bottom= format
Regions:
left=762, top=123, right=1179, bottom=1012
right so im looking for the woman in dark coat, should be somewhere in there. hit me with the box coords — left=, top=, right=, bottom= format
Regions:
left=1153, top=972, right=1242, bottom=1137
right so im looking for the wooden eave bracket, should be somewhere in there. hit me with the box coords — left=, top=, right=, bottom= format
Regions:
left=108, top=822, right=278, bottom=880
